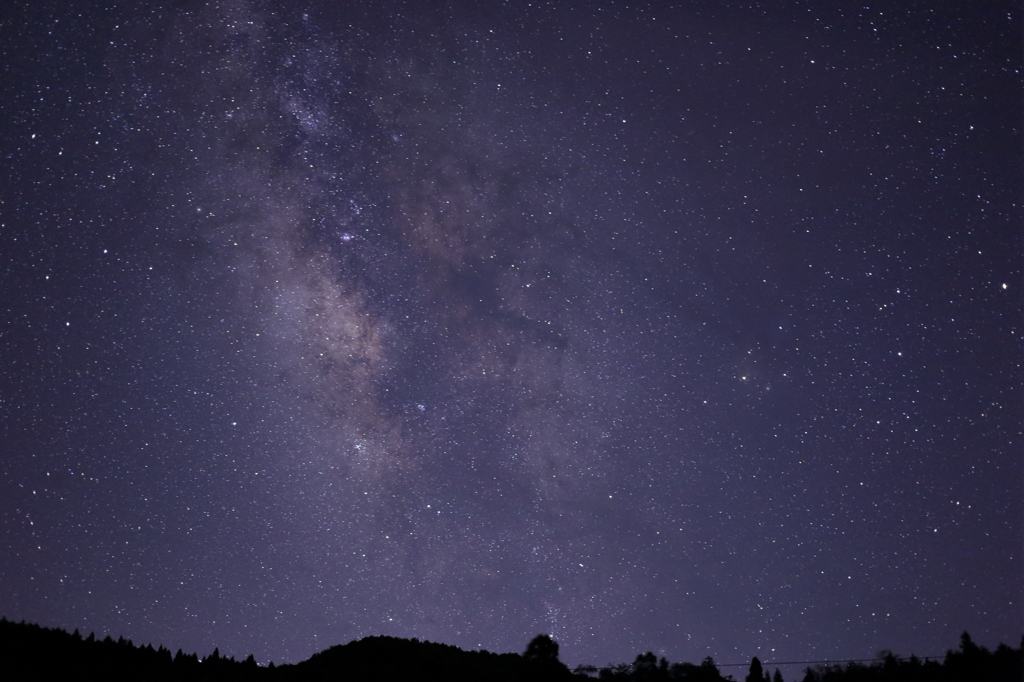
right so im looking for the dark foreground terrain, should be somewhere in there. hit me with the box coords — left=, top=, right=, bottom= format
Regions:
left=1, top=618, right=1019, bottom=681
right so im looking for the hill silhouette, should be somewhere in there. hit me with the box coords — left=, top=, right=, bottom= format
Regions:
left=0, top=617, right=1019, bottom=681
left=278, top=634, right=570, bottom=682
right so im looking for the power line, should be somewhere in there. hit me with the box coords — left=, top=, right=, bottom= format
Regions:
left=715, top=655, right=947, bottom=668
left=579, top=654, right=947, bottom=673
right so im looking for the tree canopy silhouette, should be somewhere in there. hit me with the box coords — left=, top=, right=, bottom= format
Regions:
left=525, top=634, right=561, bottom=663
left=0, top=618, right=1019, bottom=682
left=523, top=634, right=572, bottom=680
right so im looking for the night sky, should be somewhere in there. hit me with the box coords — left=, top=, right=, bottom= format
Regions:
left=1, top=1, right=1020, bottom=676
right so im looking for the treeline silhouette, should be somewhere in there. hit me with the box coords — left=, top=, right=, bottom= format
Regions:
left=0, top=617, right=1019, bottom=681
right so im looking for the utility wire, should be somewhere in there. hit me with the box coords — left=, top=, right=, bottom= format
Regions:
left=579, top=654, right=947, bottom=672
left=714, top=655, right=946, bottom=667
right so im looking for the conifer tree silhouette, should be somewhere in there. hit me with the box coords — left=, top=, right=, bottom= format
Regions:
left=747, top=656, right=765, bottom=682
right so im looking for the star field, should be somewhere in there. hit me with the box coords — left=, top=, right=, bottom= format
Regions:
left=1, top=1, right=1020, bottom=677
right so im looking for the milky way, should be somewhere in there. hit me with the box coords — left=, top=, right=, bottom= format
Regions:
left=88, top=1, right=689, bottom=657
left=1, top=1, right=1019, bottom=676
